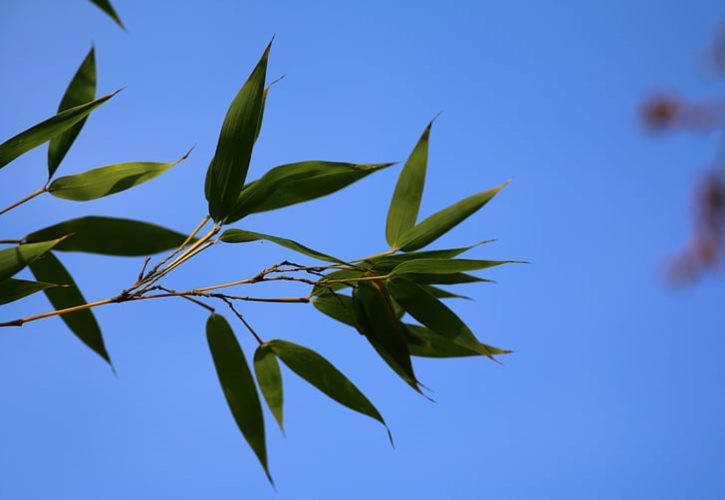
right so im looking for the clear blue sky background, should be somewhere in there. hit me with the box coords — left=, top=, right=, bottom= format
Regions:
left=1, top=1, right=724, bottom=499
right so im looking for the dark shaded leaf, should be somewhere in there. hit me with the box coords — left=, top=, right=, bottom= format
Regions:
left=405, top=324, right=511, bottom=358
left=48, top=47, right=96, bottom=178
left=26, top=216, right=192, bottom=256
left=206, top=314, right=272, bottom=483
left=254, top=345, right=284, bottom=431
left=0, top=278, right=59, bottom=305
left=206, top=43, right=270, bottom=222
left=408, top=272, right=494, bottom=285
left=48, top=152, right=189, bottom=201
left=228, top=161, right=394, bottom=222
left=268, top=339, right=390, bottom=439
left=419, top=285, right=471, bottom=300
left=220, top=229, right=344, bottom=263
left=0, top=238, right=63, bottom=281
left=387, top=277, right=496, bottom=358
left=352, top=281, right=419, bottom=391
left=397, top=181, right=509, bottom=251
left=391, top=258, right=518, bottom=276
left=0, top=91, right=119, bottom=170
left=312, top=292, right=356, bottom=327
left=386, top=123, right=431, bottom=247
left=89, top=0, right=125, bottom=29
left=28, top=252, right=111, bottom=364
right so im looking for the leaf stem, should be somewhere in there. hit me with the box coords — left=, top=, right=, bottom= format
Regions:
left=0, top=186, right=47, bottom=216
left=353, top=248, right=397, bottom=263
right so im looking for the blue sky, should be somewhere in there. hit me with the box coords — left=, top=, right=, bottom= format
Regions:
left=1, top=1, right=724, bottom=499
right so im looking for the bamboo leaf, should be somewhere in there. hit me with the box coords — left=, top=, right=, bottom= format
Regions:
left=88, top=0, right=125, bottom=30
left=228, top=161, right=394, bottom=222
left=253, top=345, right=284, bottom=431
left=26, top=216, right=192, bottom=256
left=312, top=292, right=356, bottom=327
left=0, top=278, right=59, bottom=305
left=28, top=252, right=111, bottom=364
left=220, top=229, right=344, bottom=263
left=352, top=281, right=419, bottom=391
left=397, top=181, right=509, bottom=251
left=48, top=152, right=189, bottom=201
left=0, top=91, right=119, bottom=170
left=390, top=258, right=519, bottom=276
left=0, top=238, right=63, bottom=282
left=205, top=43, right=270, bottom=222
left=268, top=339, right=390, bottom=439
left=407, top=272, right=494, bottom=285
left=206, top=314, right=271, bottom=483
left=405, top=324, right=511, bottom=358
left=386, top=122, right=431, bottom=247
left=387, top=277, right=496, bottom=359
left=48, top=47, right=96, bottom=178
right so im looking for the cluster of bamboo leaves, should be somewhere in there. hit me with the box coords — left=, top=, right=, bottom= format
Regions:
left=0, top=2, right=518, bottom=484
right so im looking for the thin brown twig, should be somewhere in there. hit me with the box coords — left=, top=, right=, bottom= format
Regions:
left=0, top=186, right=47, bottom=217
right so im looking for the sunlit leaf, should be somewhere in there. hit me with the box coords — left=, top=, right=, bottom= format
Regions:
left=405, top=324, right=511, bottom=358
left=352, top=281, right=419, bottom=391
left=48, top=152, right=189, bottom=201
left=0, top=238, right=63, bottom=282
left=254, top=345, right=284, bottom=431
left=387, top=277, right=495, bottom=358
left=26, top=216, right=192, bottom=256
left=48, top=47, right=96, bottom=178
left=386, top=122, right=431, bottom=247
left=220, top=229, right=345, bottom=263
left=28, top=252, right=111, bottom=364
left=0, top=91, right=119, bottom=170
left=390, top=258, right=518, bottom=276
left=268, top=339, right=390, bottom=440
left=205, top=43, right=270, bottom=222
left=0, top=278, right=59, bottom=305
left=89, top=0, right=125, bottom=30
left=396, top=181, right=509, bottom=251
left=206, top=313, right=272, bottom=482
left=228, top=161, right=395, bottom=222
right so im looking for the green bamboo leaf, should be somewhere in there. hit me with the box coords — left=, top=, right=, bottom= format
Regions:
left=206, top=43, right=270, bottom=222
left=397, top=181, right=509, bottom=251
left=312, top=268, right=367, bottom=294
left=48, top=151, right=189, bottom=201
left=206, top=314, right=272, bottom=483
left=0, top=91, right=119, bottom=170
left=312, top=292, right=356, bottom=326
left=418, top=285, right=471, bottom=300
left=227, top=161, right=395, bottom=222
left=268, top=339, right=391, bottom=440
left=368, top=242, right=492, bottom=271
left=352, top=281, right=419, bottom=391
left=254, top=345, right=284, bottom=431
left=89, top=0, right=125, bottom=30
left=405, top=324, right=511, bottom=358
left=390, top=258, right=519, bottom=276
left=0, top=238, right=63, bottom=282
left=220, top=229, right=344, bottom=263
left=48, top=47, right=97, bottom=178
left=387, top=277, right=495, bottom=359
left=386, top=122, right=432, bottom=247
left=28, top=252, right=111, bottom=364
left=0, top=278, right=60, bottom=305
left=26, top=216, right=192, bottom=256
left=408, top=272, right=494, bottom=285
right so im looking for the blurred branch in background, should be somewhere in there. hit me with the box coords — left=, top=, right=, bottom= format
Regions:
left=641, top=22, right=725, bottom=285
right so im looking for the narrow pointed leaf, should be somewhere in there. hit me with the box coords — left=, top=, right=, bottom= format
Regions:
left=28, top=252, right=111, bottom=364
left=26, top=216, right=192, bottom=256
left=206, top=44, right=270, bottom=222
left=0, top=278, right=59, bottom=305
left=391, top=258, right=518, bottom=276
left=221, top=229, right=344, bottom=263
left=268, top=339, right=390, bottom=437
left=408, top=272, right=494, bottom=285
left=206, top=314, right=271, bottom=482
left=312, top=292, right=356, bottom=327
left=48, top=47, right=96, bottom=177
left=228, top=161, right=394, bottom=222
left=0, top=91, right=118, bottom=170
left=48, top=153, right=188, bottom=201
left=405, top=324, right=511, bottom=358
left=397, top=182, right=509, bottom=251
left=352, top=281, right=419, bottom=391
left=0, top=238, right=63, bottom=281
left=89, top=0, right=125, bottom=29
left=386, top=123, right=431, bottom=247
left=419, top=285, right=471, bottom=300
left=387, top=277, right=495, bottom=358
left=254, top=345, right=284, bottom=431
